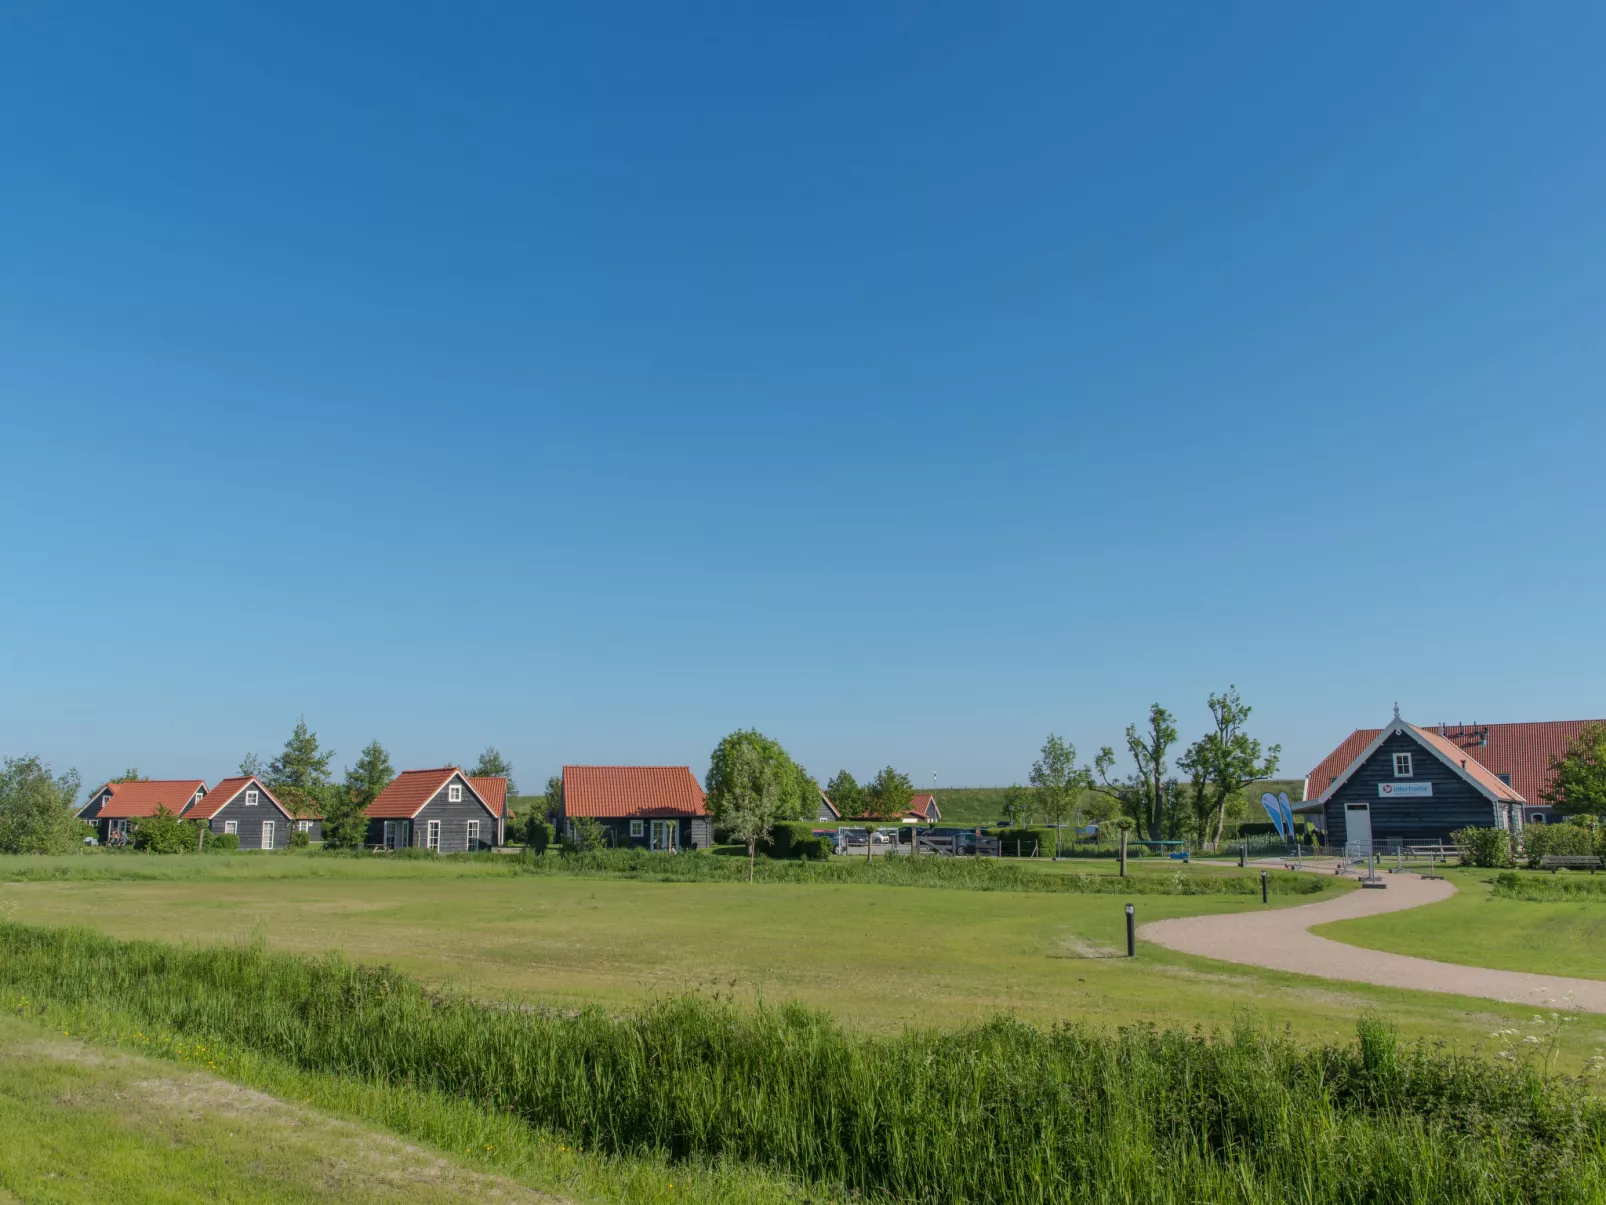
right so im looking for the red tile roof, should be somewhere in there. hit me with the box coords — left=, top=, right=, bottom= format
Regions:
left=186, top=776, right=289, bottom=821
left=562, top=766, right=707, bottom=818
left=468, top=776, right=508, bottom=817
left=906, top=793, right=941, bottom=820
left=1306, top=719, right=1605, bottom=808
left=364, top=767, right=494, bottom=819
left=89, top=779, right=207, bottom=819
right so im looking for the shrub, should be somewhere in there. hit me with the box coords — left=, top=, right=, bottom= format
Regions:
left=0, top=756, right=84, bottom=855
left=762, top=821, right=833, bottom=860
left=524, top=817, right=553, bottom=853
left=562, top=815, right=606, bottom=853
left=1452, top=826, right=1512, bottom=868
left=1521, top=821, right=1593, bottom=868
left=206, top=831, right=240, bottom=852
left=289, top=828, right=310, bottom=849
left=132, top=807, right=201, bottom=854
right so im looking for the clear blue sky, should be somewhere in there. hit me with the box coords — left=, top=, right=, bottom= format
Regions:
left=4, top=3, right=1604, bottom=798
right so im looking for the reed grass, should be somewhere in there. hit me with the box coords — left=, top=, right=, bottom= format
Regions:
left=1, top=919, right=1599, bottom=1204
left=1492, top=870, right=1606, bottom=901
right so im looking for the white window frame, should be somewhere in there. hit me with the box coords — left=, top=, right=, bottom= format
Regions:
left=245, top=789, right=259, bottom=806
left=466, top=819, right=479, bottom=849
left=296, top=820, right=311, bottom=833
left=223, top=820, right=238, bottom=835
left=262, top=820, right=276, bottom=848
left=447, top=783, right=462, bottom=803
left=1393, top=752, right=1413, bottom=777
left=427, top=819, right=441, bottom=851
left=630, top=819, right=644, bottom=838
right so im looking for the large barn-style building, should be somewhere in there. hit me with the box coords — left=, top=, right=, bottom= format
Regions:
left=1294, top=709, right=1605, bottom=852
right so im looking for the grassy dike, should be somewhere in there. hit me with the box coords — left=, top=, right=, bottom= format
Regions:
left=1, top=920, right=1601, bottom=1204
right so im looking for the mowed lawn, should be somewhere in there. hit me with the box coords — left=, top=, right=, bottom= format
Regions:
left=1314, top=868, right=1606, bottom=983
left=5, top=855, right=1606, bottom=1058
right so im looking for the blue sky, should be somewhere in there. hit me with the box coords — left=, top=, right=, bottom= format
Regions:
left=3, top=3, right=1604, bottom=797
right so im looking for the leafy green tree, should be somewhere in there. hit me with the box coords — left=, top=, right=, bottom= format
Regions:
left=1030, top=735, right=1092, bottom=858
left=567, top=814, right=605, bottom=852
left=132, top=805, right=199, bottom=854
left=720, top=742, right=783, bottom=881
left=1001, top=782, right=1033, bottom=827
left=1178, top=687, right=1281, bottom=851
left=1543, top=723, right=1606, bottom=816
left=265, top=717, right=335, bottom=818
left=1106, top=704, right=1178, bottom=842
left=328, top=740, right=393, bottom=849
left=239, top=753, right=264, bottom=778
left=705, top=731, right=817, bottom=824
left=0, top=756, right=84, bottom=855
left=862, top=766, right=914, bottom=820
left=111, top=768, right=147, bottom=783
left=544, top=774, right=564, bottom=819
left=824, top=770, right=863, bottom=819
left=470, top=747, right=517, bottom=797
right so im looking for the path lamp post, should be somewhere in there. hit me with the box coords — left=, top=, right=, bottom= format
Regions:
left=1125, top=903, right=1136, bottom=957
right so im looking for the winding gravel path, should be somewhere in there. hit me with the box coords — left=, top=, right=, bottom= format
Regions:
left=1140, top=864, right=1606, bottom=1011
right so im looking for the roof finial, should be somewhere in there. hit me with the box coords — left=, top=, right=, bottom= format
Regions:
left=1393, top=700, right=1400, bottom=720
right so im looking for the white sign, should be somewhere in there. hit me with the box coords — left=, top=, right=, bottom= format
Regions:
left=1379, top=782, right=1432, bottom=798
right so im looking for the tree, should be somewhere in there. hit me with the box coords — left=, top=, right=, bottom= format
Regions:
left=1177, top=687, right=1281, bottom=851
left=111, top=768, right=146, bottom=783
left=1124, top=705, right=1178, bottom=841
left=0, top=756, right=84, bottom=855
left=132, top=805, right=199, bottom=854
left=470, top=747, right=517, bottom=797
left=239, top=753, right=264, bottom=778
left=824, top=770, right=863, bottom=819
left=1543, top=723, right=1606, bottom=816
left=705, top=731, right=817, bottom=824
left=1030, top=735, right=1091, bottom=858
left=862, top=766, right=914, bottom=820
left=1001, top=782, right=1033, bottom=827
left=720, top=742, right=783, bottom=881
left=265, top=717, right=335, bottom=818
left=327, top=740, right=393, bottom=849
left=543, top=774, right=564, bottom=819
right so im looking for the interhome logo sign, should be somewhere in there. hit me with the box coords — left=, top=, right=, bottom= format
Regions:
left=1378, top=782, right=1433, bottom=798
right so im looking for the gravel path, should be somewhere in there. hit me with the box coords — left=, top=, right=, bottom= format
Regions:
left=1140, top=863, right=1606, bottom=1011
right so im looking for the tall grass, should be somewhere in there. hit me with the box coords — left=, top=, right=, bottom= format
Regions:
left=1, top=920, right=1599, bottom=1204
left=1493, top=871, right=1606, bottom=902
left=518, top=848, right=1327, bottom=895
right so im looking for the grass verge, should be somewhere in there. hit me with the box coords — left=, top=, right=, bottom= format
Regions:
left=1, top=920, right=1601, bottom=1204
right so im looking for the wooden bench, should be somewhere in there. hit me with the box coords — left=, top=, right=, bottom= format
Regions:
left=1541, top=855, right=1602, bottom=874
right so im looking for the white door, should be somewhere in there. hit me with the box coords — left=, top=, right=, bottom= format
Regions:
left=1344, top=803, right=1372, bottom=857
left=651, top=820, right=677, bottom=852
left=261, top=820, right=276, bottom=850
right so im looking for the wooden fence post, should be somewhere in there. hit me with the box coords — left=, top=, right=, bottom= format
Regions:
left=1119, top=827, right=1128, bottom=878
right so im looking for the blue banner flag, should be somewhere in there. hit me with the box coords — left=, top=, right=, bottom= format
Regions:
left=1260, top=791, right=1286, bottom=839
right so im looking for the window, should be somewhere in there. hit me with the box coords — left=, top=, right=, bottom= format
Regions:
left=224, top=820, right=238, bottom=835
left=448, top=784, right=462, bottom=803
left=630, top=819, right=644, bottom=837
left=262, top=820, right=275, bottom=848
left=427, top=820, right=441, bottom=851
left=466, top=819, right=480, bottom=849
left=1497, top=772, right=1513, bottom=787
left=245, top=789, right=259, bottom=806
left=296, top=820, right=311, bottom=833
left=1392, top=753, right=1413, bottom=777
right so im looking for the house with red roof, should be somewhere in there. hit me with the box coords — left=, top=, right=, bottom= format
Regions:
left=904, top=793, right=942, bottom=823
left=185, top=776, right=295, bottom=850
left=1294, top=707, right=1528, bottom=852
left=79, top=778, right=208, bottom=845
left=1304, top=716, right=1605, bottom=827
left=560, top=766, right=711, bottom=851
left=363, top=767, right=506, bottom=852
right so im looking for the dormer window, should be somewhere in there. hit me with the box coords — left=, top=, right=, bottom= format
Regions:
left=448, top=784, right=462, bottom=803
left=245, top=789, right=259, bottom=806
left=1393, top=753, right=1413, bottom=778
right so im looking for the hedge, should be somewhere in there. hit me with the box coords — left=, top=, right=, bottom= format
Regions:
left=763, top=821, right=833, bottom=861
left=983, top=827, right=1054, bottom=856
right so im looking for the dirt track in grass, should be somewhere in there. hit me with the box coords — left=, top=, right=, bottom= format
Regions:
left=1141, top=861, right=1606, bottom=1012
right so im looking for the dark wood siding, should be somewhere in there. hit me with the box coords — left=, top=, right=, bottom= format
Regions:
left=207, top=786, right=292, bottom=850
left=411, top=774, right=499, bottom=852
left=1323, top=730, right=1504, bottom=845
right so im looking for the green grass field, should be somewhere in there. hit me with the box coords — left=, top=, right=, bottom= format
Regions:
left=1315, top=867, right=1606, bottom=984
left=3, top=851, right=1604, bottom=1061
